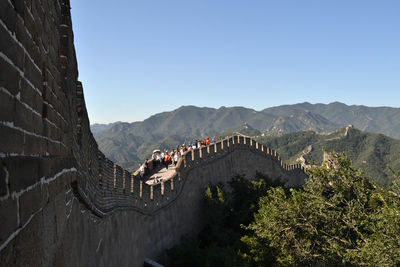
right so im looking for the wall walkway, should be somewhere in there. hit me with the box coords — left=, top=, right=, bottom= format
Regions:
left=0, top=1, right=306, bottom=265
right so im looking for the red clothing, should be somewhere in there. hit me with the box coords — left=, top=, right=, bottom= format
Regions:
left=164, top=155, right=170, bottom=162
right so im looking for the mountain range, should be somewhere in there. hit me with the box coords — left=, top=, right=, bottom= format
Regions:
left=253, top=126, right=400, bottom=185
left=91, top=102, right=400, bottom=173
left=262, top=101, right=400, bottom=138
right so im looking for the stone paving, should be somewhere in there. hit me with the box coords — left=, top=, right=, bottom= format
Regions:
left=145, top=164, right=176, bottom=185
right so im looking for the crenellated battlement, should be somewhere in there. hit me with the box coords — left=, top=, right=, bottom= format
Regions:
left=0, top=2, right=306, bottom=265
left=77, top=134, right=305, bottom=217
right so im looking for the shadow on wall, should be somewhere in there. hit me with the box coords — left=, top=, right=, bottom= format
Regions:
left=78, top=135, right=307, bottom=217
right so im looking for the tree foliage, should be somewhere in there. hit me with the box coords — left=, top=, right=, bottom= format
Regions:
left=243, top=153, right=400, bottom=265
left=168, top=153, right=400, bottom=266
left=167, top=174, right=284, bottom=266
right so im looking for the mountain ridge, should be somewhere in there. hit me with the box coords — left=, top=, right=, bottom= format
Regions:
left=91, top=102, right=400, bottom=172
left=254, top=126, right=400, bottom=185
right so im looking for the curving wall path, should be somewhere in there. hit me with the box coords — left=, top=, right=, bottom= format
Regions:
left=0, top=1, right=306, bottom=266
left=85, top=136, right=306, bottom=218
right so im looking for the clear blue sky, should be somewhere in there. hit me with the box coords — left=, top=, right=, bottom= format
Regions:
left=70, top=0, right=400, bottom=124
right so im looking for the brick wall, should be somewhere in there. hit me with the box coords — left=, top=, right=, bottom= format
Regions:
left=1, top=2, right=78, bottom=262
left=78, top=136, right=306, bottom=217
left=0, top=1, right=306, bottom=265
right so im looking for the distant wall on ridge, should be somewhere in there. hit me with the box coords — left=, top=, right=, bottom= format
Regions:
left=0, top=1, right=306, bottom=266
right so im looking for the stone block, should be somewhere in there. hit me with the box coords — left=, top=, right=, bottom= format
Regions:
left=11, top=0, right=25, bottom=16
left=0, top=89, right=16, bottom=122
left=23, top=5, right=38, bottom=42
left=0, top=197, right=18, bottom=243
left=10, top=207, right=44, bottom=267
left=3, top=157, right=40, bottom=192
left=0, top=125, right=24, bottom=155
left=23, top=133, right=47, bottom=155
left=37, top=37, right=47, bottom=60
left=46, top=103, right=59, bottom=126
left=0, top=165, right=7, bottom=197
left=14, top=100, right=43, bottom=135
left=0, top=25, right=25, bottom=74
left=19, top=183, right=46, bottom=226
left=14, top=98, right=33, bottom=129
left=23, top=54, right=42, bottom=93
left=0, top=56, right=21, bottom=96
left=44, top=119, right=61, bottom=141
left=31, top=2, right=44, bottom=37
left=20, top=78, right=43, bottom=115
left=47, top=178, right=61, bottom=202
left=45, top=67, right=55, bottom=90
left=48, top=44, right=58, bottom=67
left=47, top=173, right=68, bottom=201
left=38, top=156, right=73, bottom=179
left=31, top=41, right=43, bottom=72
left=0, top=0, right=16, bottom=33
left=15, top=14, right=32, bottom=54
left=46, top=140, right=62, bottom=155
left=58, top=141, right=69, bottom=157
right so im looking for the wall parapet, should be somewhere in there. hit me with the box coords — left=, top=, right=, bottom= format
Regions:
left=0, top=1, right=307, bottom=264
left=77, top=135, right=306, bottom=217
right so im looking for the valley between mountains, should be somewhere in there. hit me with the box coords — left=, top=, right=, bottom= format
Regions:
left=92, top=102, right=400, bottom=184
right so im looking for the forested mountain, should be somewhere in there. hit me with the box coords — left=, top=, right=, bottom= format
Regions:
left=168, top=155, right=400, bottom=266
left=92, top=105, right=340, bottom=170
left=218, top=123, right=261, bottom=138
left=90, top=122, right=121, bottom=133
left=255, top=127, right=400, bottom=185
left=263, top=101, right=400, bottom=139
left=92, top=102, right=400, bottom=174
left=94, top=105, right=338, bottom=140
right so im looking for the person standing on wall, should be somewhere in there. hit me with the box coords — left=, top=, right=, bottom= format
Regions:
left=174, top=151, right=179, bottom=165
left=139, top=163, right=145, bottom=179
left=164, top=152, right=171, bottom=170
left=156, top=153, right=162, bottom=167
left=145, top=159, right=149, bottom=175
left=211, top=136, right=216, bottom=143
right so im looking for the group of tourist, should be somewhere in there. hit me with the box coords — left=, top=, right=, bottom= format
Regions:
left=138, top=136, right=219, bottom=181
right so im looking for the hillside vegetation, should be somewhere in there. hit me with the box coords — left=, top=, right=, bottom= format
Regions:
left=91, top=102, right=400, bottom=176
left=263, top=101, right=400, bottom=139
left=93, top=105, right=340, bottom=170
left=169, top=154, right=400, bottom=266
left=255, top=127, right=400, bottom=185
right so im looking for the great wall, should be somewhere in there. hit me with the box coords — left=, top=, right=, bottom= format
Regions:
left=0, top=1, right=307, bottom=265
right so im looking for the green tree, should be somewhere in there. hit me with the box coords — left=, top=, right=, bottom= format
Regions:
left=243, top=153, right=400, bottom=266
left=168, top=174, right=284, bottom=266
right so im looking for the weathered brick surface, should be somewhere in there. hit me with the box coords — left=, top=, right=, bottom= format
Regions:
left=14, top=100, right=43, bottom=135
left=3, top=157, right=40, bottom=193
left=11, top=0, right=25, bottom=16
left=0, top=198, right=17, bottom=243
left=23, top=55, right=42, bottom=93
left=0, top=56, right=20, bottom=96
left=0, top=1, right=308, bottom=266
left=3, top=209, right=44, bottom=267
left=0, top=166, right=7, bottom=197
left=20, top=78, right=43, bottom=115
left=0, top=27, right=24, bottom=74
left=0, top=89, right=16, bottom=122
left=23, top=133, right=47, bottom=155
left=38, top=156, right=73, bottom=179
left=23, top=6, right=38, bottom=44
left=0, top=0, right=16, bottom=34
left=0, top=125, right=24, bottom=155
left=19, top=183, right=47, bottom=226
left=46, top=140, right=62, bottom=155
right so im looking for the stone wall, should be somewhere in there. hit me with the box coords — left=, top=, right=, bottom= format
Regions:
left=0, top=1, right=307, bottom=266
left=75, top=135, right=305, bottom=218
